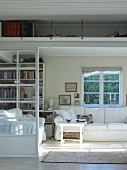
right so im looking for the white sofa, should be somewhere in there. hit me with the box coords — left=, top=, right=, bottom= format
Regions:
left=54, top=106, right=127, bottom=141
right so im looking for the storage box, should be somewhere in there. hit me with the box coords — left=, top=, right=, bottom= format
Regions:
left=63, top=132, right=80, bottom=139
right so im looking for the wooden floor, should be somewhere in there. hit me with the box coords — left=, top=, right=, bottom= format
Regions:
left=1, top=139, right=127, bottom=170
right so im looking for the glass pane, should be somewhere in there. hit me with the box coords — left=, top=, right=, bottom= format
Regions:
left=116, top=94, right=119, bottom=104
left=0, top=121, right=36, bottom=136
left=103, top=94, right=110, bottom=104
left=84, top=74, right=99, bottom=81
left=84, top=82, right=99, bottom=92
left=104, top=82, right=119, bottom=92
left=103, top=94, right=119, bottom=104
left=104, top=74, right=119, bottom=81
left=84, top=94, right=99, bottom=104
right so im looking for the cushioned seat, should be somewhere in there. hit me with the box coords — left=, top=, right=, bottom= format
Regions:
left=84, top=123, right=107, bottom=131
left=108, top=123, right=127, bottom=130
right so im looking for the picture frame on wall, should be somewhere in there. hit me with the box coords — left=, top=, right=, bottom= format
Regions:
left=74, top=100, right=80, bottom=105
left=74, top=93, right=79, bottom=99
left=65, top=82, right=77, bottom=92
left=59, top=95, right=71, bottom=105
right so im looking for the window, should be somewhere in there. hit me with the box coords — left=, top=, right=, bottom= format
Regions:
left=82, top=68, right=122, bottom=107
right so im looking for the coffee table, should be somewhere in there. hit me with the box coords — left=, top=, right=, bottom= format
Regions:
left=58, top=121, right=86, bottom=146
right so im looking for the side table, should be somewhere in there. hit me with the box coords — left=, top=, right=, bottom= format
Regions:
left=58, top=121, right=86, bottom=146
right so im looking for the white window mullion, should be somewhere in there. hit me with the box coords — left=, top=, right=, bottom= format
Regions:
left=119, top=73, right=122, bottom=106
left=100, top=73, right=103, bottom=107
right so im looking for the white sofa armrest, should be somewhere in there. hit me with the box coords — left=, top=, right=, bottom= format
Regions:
left=39, top=117, right=45, bottom=126
left=54, top=116, right=64, bottom=124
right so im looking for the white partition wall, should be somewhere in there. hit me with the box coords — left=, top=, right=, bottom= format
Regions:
left=0, top=50, right=40, bottom=157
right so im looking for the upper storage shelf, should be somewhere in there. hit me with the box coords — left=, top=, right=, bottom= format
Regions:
left=1, top=20, right=127, bottom=38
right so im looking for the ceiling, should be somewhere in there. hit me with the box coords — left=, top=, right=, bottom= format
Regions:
left=1, top=0, right=127, bottom=23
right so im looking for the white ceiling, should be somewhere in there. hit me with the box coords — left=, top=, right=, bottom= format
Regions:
left=1, top=0, right=127, bottom=23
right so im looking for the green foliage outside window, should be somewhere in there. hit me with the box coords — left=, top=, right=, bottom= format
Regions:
left=84, top=73, right=119, bottom=105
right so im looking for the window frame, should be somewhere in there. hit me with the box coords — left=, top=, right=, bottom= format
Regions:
left=82, top=71, right=122, bottom=108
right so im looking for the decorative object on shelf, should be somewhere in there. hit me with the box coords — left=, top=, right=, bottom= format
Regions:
left=65, top=119, right=71, bottom=123
left=44, top=103, right=49, bottom=110
left=74, top=93, right=79, bottom=99
left=74, top=100, right=80, bottom=105
left=59, top=95, right=71, bottom=105
left=65, top=82, right=77, bottom=92
left=48, top=98, right=54, bottom=111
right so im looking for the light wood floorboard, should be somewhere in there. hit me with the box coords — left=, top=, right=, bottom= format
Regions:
left=1, top=139, right=127, bottom=170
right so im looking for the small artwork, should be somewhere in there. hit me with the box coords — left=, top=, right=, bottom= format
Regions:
left=65, top=82, right=77, bottom=92
left=59, top=95, right=71, bottom=105
left=74, top=100, right=80, bottom=105
left=74, top=93, right=79, bottom=99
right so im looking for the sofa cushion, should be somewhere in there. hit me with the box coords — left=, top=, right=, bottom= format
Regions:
left=108, top=123, right=127, bottom=130
left=54, top=110, right=71, bottom=120
left=72, top=107, right=84, bottom=117
left=60, top=106, right=84, bottom=117
left=84, top=123, right=107, bottom=131
left=66, top=108, right=77, bottom=121
left=55, top=108, right=77, bottom=121
left=105, top=107, right=127, bottom=123
left=85, top=108, right=105, bottom=123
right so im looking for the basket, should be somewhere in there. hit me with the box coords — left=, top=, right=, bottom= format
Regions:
left=63, top=132, right=80, bottom=139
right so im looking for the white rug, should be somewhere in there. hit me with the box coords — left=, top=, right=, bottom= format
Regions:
left=42, top=151, right=127, bottom=164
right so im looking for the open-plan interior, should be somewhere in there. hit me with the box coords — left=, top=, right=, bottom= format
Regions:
left=1, top=0, right=127, bottom=169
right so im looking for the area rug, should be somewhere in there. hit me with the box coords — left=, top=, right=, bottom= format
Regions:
left=42, top=151, right=127, bottom=164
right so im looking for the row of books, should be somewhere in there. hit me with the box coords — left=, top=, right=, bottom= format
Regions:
left=20, top=71, right=35, bottom=79
left=1, top=21, right=37, bottom=37
left=0, top=88, right=16, bottom=98
left=20, top=70, right=43, bottom=79
left=0, top=71, right=16, bottom=79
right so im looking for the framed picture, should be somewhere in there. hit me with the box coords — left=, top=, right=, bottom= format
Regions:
left=74, top=93, right=79, bottom=99
left=59, top=95, right=71, bottom=105
left=65, top=82, right=77, bottom=92
left=74, top=100, right=80, bottom=105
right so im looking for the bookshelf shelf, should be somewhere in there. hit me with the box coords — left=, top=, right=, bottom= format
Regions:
left=1, top=20, right=127, bottom=39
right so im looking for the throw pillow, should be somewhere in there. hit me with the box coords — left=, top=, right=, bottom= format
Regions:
left=77, top=114, right=93, bottom=124
left=54, top=110, right=71, bottom=120
left=66, top=108, right=77, bottom=121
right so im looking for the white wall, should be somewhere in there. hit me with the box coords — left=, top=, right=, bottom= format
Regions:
left=42, top=55, right=127, bottom=109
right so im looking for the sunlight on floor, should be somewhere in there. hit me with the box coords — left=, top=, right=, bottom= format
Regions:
left=39, top=139, right=127, bottom=156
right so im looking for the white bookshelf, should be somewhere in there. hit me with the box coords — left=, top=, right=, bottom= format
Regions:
left=0, top=49, right=45, bottom=116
